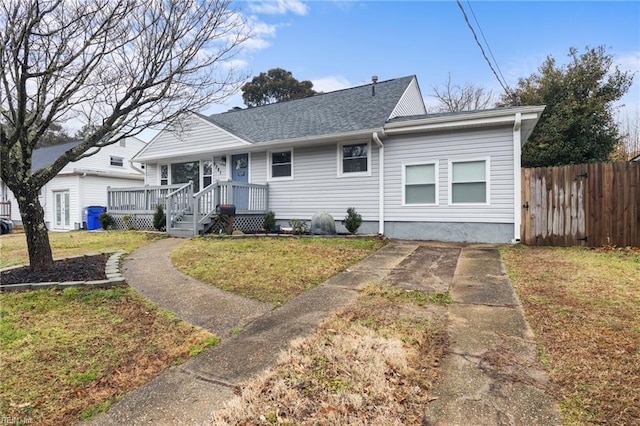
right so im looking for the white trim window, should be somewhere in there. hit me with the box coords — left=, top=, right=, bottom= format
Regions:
left=338, top=141, right=370, bottom=177
left=403, top=162, right=438, bottom=205
left=159, top=164, right=169, bottom=186
left=110, top=156, right=124, bottom=167
left=202, top=159, right=213, bottom=188
left=449, top=158, right=490, bottom=204
left=268, top=150, right=293, bottom=180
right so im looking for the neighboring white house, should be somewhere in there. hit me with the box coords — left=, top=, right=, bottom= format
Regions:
left=122, top=76, right=543, bottom=243
left=1, top=137, right=145, bottom=230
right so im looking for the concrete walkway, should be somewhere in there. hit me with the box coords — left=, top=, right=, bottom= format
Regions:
left=86, top=238, right=560, bottom=425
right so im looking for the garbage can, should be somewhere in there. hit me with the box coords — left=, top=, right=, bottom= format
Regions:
left=85, top=206, right=106, bottom=230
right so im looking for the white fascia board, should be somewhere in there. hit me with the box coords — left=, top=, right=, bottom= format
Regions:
left=384, top=106, right=545, bottom=135
left=70, top=168, right=144, bottom=180
left=239, top=127, right=384, bottom=153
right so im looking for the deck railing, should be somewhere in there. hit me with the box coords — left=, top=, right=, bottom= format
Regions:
left=107, top=184, right=184, bottom=213
left=0, top=201, right=11, bottom=218
left=166, top=181, right=194, bottom=231
left=108, top=181, right=268, bottom=235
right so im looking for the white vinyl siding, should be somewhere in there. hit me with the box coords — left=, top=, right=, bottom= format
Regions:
left=403, top=162, right=437, bottom=205
left=135, top=114, right=249, bottom=161
left=389, top=77, right=427, bottom=118
left=384, top=126, right=514, bottom=224
left=252, top=142, right=379, bottom=220
left=58, top=137, right=145, bottom=175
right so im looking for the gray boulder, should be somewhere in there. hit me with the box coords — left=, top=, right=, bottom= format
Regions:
left=310, top=212, right=336, bottom=235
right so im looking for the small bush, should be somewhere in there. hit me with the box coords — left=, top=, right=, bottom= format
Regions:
left=288, top=219, right=308, bottom=235
left=153, top=204, right=166, bottom=231
left=122, top=214, right=135, bottom=230
left=99, top=212, right=114, bottom=230
left=263, top=210, right=276, bottom=232
left=344, top=207, right=362, bottom=234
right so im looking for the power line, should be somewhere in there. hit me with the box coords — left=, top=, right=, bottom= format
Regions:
left=465, top=1, right=509, bottom=93
left=455, top=0, right=512, bottom=99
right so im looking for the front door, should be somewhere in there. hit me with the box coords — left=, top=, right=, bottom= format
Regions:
left=231, top=154, right=249, bottom=210
left=54, top=191, right=70, bottom=229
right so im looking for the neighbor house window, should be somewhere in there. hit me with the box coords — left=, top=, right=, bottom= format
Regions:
left=160, top=164, right=168, bottom=185
left=404, top=163, right=437, bottom=205
left=110, top=156, right=124, bottom=167
left=450, top=159, right=489, bottom=204
left=339, top=142, right=370, bottom=176
left=269, top=150, right=293, bottom=179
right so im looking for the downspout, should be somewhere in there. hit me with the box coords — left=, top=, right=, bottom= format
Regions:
left=372, top=131, right=385, bottom=235
left=512, top=113, right=522, bottom=243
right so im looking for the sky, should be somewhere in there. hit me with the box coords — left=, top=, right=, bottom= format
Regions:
left=201, top=0, right=640, bottom=122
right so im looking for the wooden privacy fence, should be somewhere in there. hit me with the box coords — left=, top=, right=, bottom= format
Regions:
left=521, top=162, right=639, bottom=247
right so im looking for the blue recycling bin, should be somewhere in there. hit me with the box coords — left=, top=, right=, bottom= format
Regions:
left=85, top=206, right=106, bottom=230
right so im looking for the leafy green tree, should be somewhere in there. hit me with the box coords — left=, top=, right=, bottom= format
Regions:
left=241, top=68, right=316, bottom=107
left=502, top=46, right=634, bottom=167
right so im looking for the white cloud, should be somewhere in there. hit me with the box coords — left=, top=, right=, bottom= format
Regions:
left=246, top=0, right=308, bottom=16
left=311, top=75, right=352, bottom=93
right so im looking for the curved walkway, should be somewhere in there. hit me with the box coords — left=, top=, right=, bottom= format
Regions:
left=87, top=238, right=561, bottom=426
left=120, top=237, right=271, bottom=337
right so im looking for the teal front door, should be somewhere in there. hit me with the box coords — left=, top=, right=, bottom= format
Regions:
left=231, top=154, right=249, bottom=210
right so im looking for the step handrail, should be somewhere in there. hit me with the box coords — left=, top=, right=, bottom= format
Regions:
left=193, top=181, right=219, bottom=233
left=165, top=181, right=194, bottom=231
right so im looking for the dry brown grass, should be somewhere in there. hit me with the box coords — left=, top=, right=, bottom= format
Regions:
left=0, top=230, right=164, bottom=268
left=172, top=237, right=385, bottom=305
left=212, top=284, right=449, bottom=425
left=0, top=286, right=217, bottom=425
left=501, top=245, right=640, bottom=425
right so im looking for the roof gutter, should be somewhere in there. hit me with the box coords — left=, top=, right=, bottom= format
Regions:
left=384, top=106, right=545, bottom=135
left=372, top=131, right=386, bottom=235
left=134, top=127, right=382, bottom=163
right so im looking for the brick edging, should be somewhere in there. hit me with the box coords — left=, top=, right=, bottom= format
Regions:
left=0, top=250, right=127, bottom=292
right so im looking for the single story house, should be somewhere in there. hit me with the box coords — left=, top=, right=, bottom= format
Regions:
left=1, top=137, right=145, bottom=230
left=113, top=76, right=543, bottom=243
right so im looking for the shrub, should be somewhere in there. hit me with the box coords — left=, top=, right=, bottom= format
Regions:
left=122, top=214, right=135, bottom=230
left=263, top=210, right=276, bottom=232
left=288, top=218, right=308, bottom=235
left=99, top=212, right=114, bottom=230
left=153, top=204, right=166, bottom=231
left=344, top=207, right=362, bottom=234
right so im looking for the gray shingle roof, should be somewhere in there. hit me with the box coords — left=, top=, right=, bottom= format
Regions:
left=31, top=141, right=80, bottom=172
left=206, top=75, right=415, bottom=143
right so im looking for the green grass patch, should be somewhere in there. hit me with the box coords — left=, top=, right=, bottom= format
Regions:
left=171, top=237, right=386, bottom=305
left=0, top=286, right=216, bottom=425
left=501, top=245, right=640, bottom=426
left=0, top=230, right=165, bottom=268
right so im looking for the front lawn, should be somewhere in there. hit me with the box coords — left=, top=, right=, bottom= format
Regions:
left=0, top=286, right=217, bottom=425
left=212, top=284, right=450, bottom=424
left=0, top=230, right=215, bottom=425
left=501, top=245, right=640, bottom=425
left=0, top=230, right=164, bottom=268
left=171, top=237, right=386, bottom=305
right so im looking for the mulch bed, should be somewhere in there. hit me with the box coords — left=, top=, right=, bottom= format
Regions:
left=1, top=254, right=109, bottom=285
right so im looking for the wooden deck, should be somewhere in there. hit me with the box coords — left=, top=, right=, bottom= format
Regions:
left=107, top=181, right=269, bottom=236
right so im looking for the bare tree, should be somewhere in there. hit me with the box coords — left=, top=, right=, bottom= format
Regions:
left=617, top=112, right=640, bottom=159
left=430, top=74, right=496, bottom=113
left=0, top=0, right=250, bottom=270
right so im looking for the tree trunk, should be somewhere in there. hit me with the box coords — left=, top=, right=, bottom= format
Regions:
left=16, top=191, right=54, bottom=271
